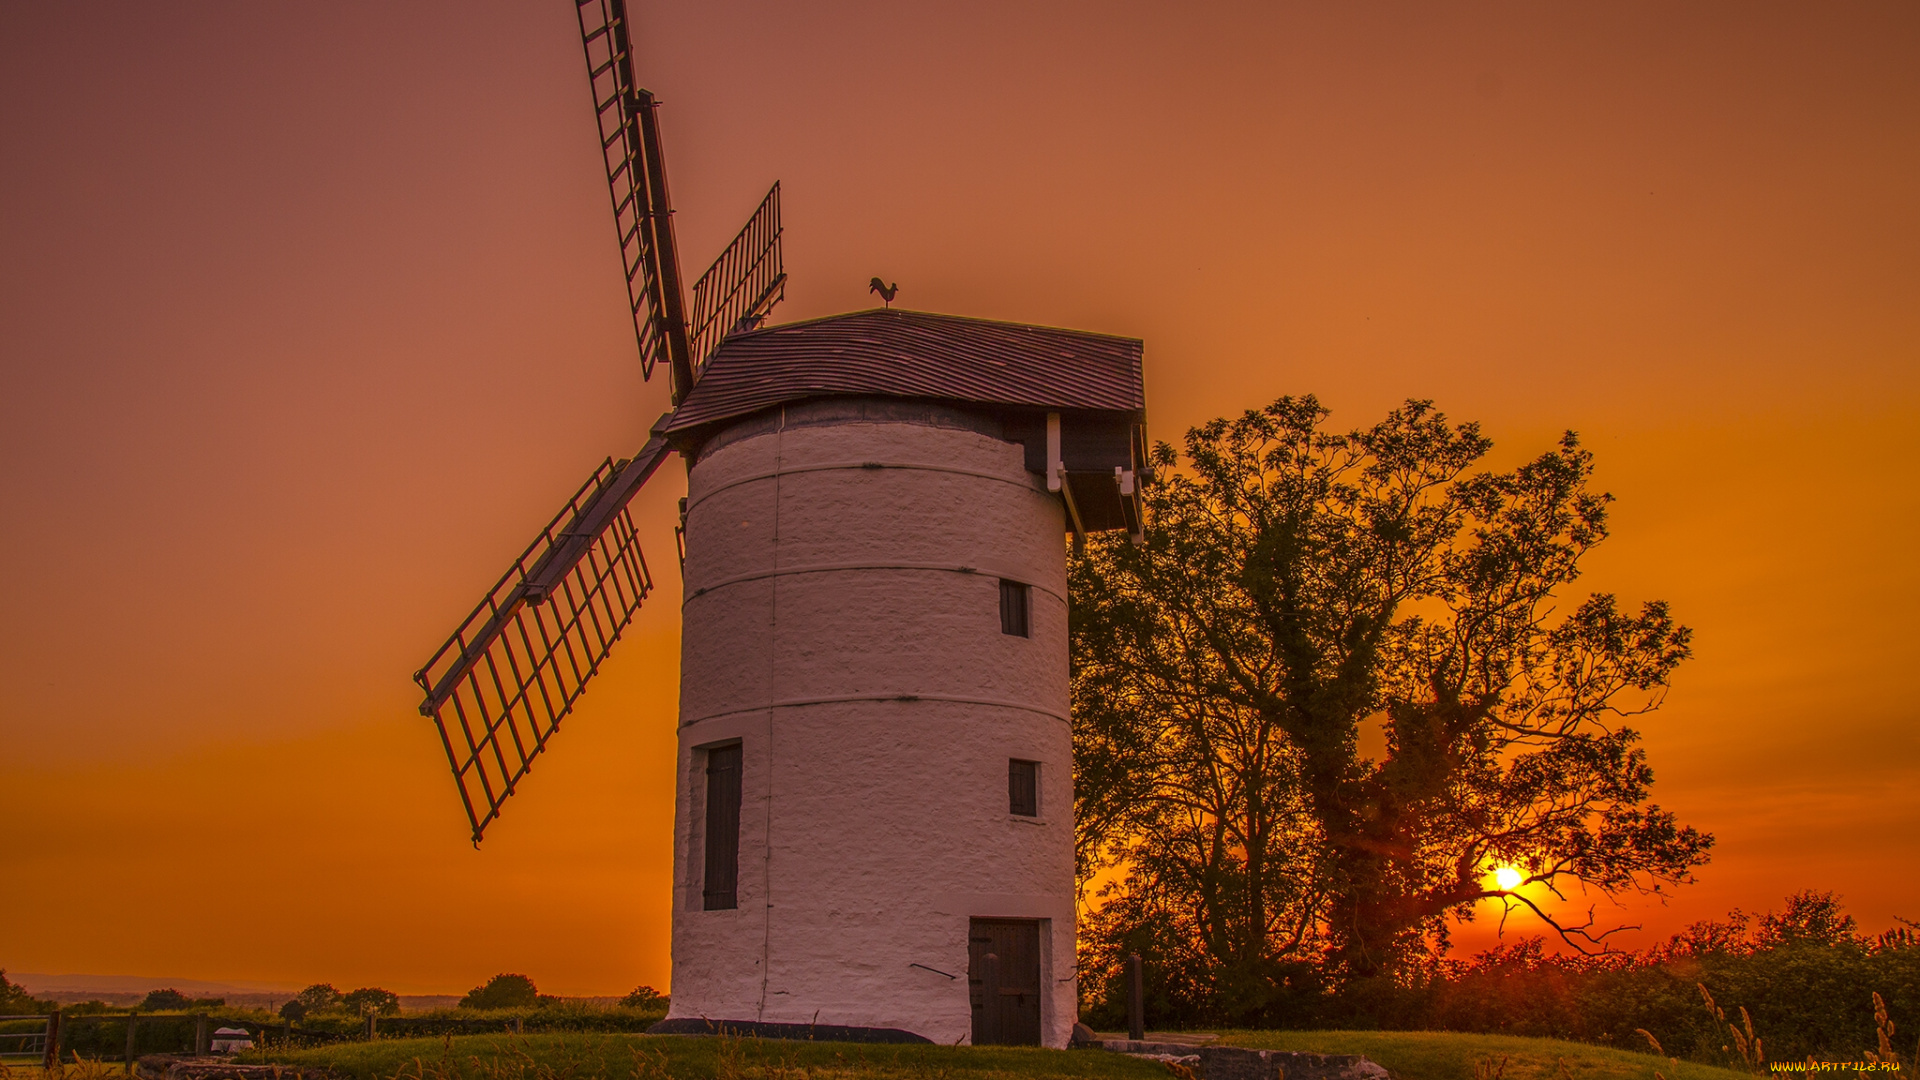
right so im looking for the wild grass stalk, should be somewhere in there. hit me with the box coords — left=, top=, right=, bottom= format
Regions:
left=1698, top=984, right=1763, bottom=1073
left=1866, top=992, right=1909, bottom=1075
left=0, top=1055, right=132, bottom=1080
left=1637, top=1025, right=1680, bottom=1073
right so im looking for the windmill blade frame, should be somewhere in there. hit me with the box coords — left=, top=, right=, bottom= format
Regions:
left=689, top=182, right=785, bottom=376
left=415, top=435, right=673, bottom=843
left=412, top=2, right=792, bottom=846
left=575, top=0, right=695, bottom=402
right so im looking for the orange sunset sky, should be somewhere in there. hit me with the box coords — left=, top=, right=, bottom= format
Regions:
left=2, top=2, right=1915, bottom=997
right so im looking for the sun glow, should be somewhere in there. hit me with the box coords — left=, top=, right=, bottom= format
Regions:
left=1494, top=866, right=1524, bottom=891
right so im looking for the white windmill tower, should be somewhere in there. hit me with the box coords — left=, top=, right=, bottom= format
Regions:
left=413, top=0, right=1147, bottom=1048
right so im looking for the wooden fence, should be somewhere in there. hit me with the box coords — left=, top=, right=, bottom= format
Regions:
left=0, top=1013, right=55, bottom=1066
left=14, top=1009, right=659, bottom=1066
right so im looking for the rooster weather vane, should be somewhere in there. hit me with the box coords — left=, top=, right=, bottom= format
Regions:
left=869, top=277, right=899, bottom=308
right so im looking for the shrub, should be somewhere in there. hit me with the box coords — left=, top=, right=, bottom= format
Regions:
left=1077, top=890, right=1919, bottom=1060
left=619, top=985, right=665, bottom=1009
left=292, top=984, right=343, bottom=1013
left=137, top=989, right=224, bottom=1012
left=340, top=987, right=400, bottom=1017
left=459, top=974, right=539, bottom=1010
left=0, top=971, right=54, bottom=1014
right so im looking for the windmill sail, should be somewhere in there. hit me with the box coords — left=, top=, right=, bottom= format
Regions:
left=689, top=183, right=785, bottom=374
left=575, top=0, right=695, bottom=402
left=413, top=1, right=790, bottom=844
left=416, top=435, right=673, bottom=843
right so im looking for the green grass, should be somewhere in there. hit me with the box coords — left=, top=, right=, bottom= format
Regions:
left=242, top=1033, right=1168, bottom=1080
left=238, top=1030, right=1771, bottom=1080
left=0, top=1061, right=134, bottom=1077
left=1212, top=1031, right=1757, bottom=1080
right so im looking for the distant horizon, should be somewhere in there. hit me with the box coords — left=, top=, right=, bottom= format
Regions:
left=14, top=972, right=303, bottom=995
left=8, top=971, right=632, bottom=1006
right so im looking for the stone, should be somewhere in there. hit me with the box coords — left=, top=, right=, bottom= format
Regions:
left=1197, top=1047, right=1392, bottom=1080
left=138, top=1055, right=342, bottom=1080
left=1100, top=1039, right=1217, bottom=1057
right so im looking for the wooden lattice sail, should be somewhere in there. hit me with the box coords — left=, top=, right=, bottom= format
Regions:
left=415, top=0, right=783, bottom=841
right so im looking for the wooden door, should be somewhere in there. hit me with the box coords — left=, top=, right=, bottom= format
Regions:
left=968, top=918, right=1042, bottom=1045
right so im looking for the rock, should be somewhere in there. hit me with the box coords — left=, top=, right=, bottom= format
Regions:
left=1197, top=1047, right=1392, bottom=1080
left=1070, top=1022, right=1101, bottom=1047
left=1100, top=1040, right=1219, bottom=1058
left=136, top=1054, right=344, bottom=1080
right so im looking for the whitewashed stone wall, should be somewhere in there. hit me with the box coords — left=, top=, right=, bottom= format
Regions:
left=665, top=408, right=1076, bottom=1047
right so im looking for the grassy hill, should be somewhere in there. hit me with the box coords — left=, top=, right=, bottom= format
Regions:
left=242, top=1030, right=1761, bottom=1080
left=1212, top=1031, right=1756, bottom=1080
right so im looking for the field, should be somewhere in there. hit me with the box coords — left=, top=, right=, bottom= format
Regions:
left=1212, top=1032, right=1759, bottom=1080
left=224, top=1030, right=1763, bottom=1080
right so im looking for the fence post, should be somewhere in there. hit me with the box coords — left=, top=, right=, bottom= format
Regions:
left=125, top=1012, right=139, bottom=1068
left=43, top=1010, right=62, bottom=1069
left=1126, top=953, right=1144, bottom=1041
left=365, top=1013, right=376, bottom=1040
left=512, top=1017, right=523, bottom=1035
left=194, top=1013, right=208, bottom=1056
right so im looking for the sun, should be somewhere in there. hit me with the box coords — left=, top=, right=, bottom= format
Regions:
left=1494, top=866, right=1524, bottom=891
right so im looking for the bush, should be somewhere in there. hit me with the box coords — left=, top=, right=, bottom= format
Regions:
left=619, top=985, right=665, bottom=1009
left=293, top=984, right=343, bottom=1013
left=0, top=971, right=54, bottom=1014
left=340, top=988, right=399, bottom=1017
left=459, top=974, right=539, bottom=1010
left=286, top=999, right=666, bottom=1038
left=137, top=988, right=224, bottom=1012
left=1078, top=890, right=1920, bottom=1061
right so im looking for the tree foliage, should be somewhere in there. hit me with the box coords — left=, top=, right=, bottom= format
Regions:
left=1285, top=892, right=1915, bottom=1064
left=292, top=983, right=343, bottom=1012
left=459, top=973, right=540, bottom=1010
left=619, top=985, right=666, bottom=1009
left=341, top=986, right=400, bottom=1017
left=0, top=970, right=54, bottom=1014
left=136, top=988, right=223, bottom=1011
left=1071, top=397, right=1710, bottom=1015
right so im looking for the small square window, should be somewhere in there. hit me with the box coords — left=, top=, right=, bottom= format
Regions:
left=1009, top=759, right=1038, bottom=817
left=999, top=579, right=1029, bottom=637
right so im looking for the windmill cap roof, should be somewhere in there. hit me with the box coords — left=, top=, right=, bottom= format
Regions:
left=662, top=308, right=1144, bottom=441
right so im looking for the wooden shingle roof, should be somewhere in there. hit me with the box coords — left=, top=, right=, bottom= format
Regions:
left=662, top=308, right=1144, bottom=441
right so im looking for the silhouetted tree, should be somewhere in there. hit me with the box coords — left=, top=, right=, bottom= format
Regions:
left=0, top=971, right=54, bottom=1014
left=139, top=989, right=190, bottom=1011
left=619, top=985, right=665, bottom=1009
left=1754, top=889, right=1861, bottom=948
left=292, top=983, right=342, bottom=1013
left=459, top=974, right=539, bottom=1010
left=340, top=987, right=399, bottom=1017
left=136, top=988, right=220, bottom=1011
left=1072, top=397, right=1710, bottom=1008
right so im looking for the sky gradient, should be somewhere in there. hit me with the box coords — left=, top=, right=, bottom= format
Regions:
left=2, top=1, right=1916, bottom=996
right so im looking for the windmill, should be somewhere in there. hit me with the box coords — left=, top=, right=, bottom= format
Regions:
left=413, top=0, right=1148, bottom=1048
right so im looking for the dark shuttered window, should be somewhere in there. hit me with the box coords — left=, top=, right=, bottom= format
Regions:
left=999, top=580, right=1030, bottom=637
left=1009, top=759, right=1038, bottom=817
left=702, top=743, right=742, bottom=910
